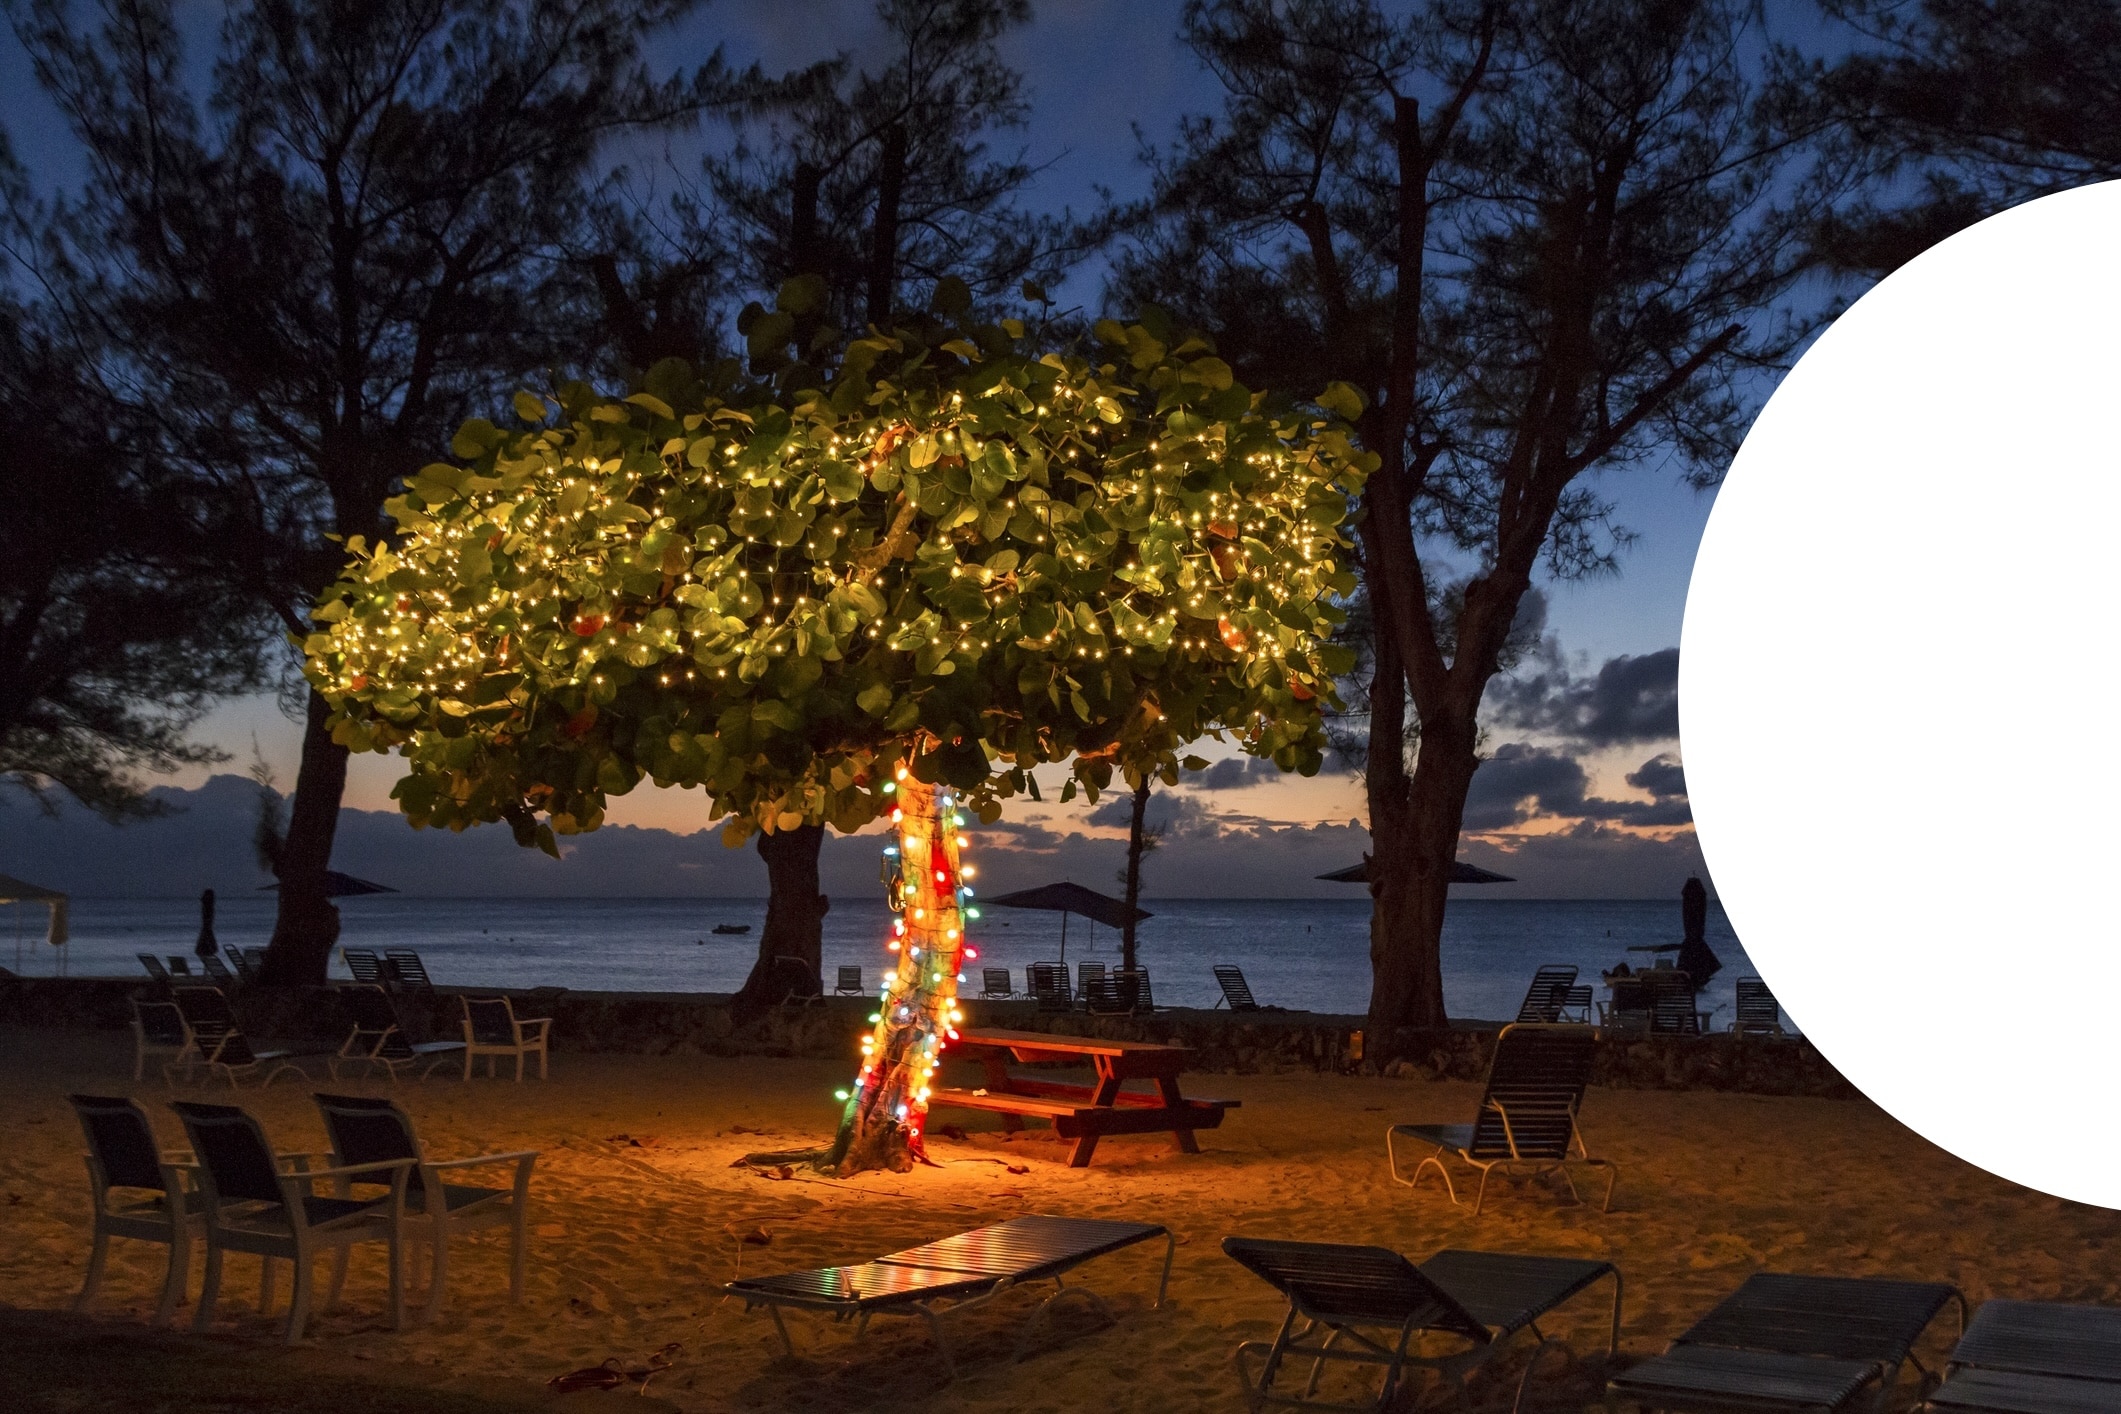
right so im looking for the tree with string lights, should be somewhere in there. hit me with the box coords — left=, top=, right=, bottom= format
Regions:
left=304, top=279, right=1367, bottom=1173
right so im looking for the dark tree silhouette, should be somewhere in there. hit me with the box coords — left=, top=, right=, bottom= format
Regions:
left=1115, top=0, right=1822, bottom=1055
left=9, top=0, right=738, bottom=982
left=0, top=144, right=263, bottom=818
left=1804, top=0, right=2121, bottom=277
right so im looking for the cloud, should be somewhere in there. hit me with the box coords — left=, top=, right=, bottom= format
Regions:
left=1486, top=647, right=1680, bottom=746
left=1083, top=791, right=1217, bottom=837
left=1192, top=756, right=1282, bottom=791
left=1462, top=745, right=1693, bottom=831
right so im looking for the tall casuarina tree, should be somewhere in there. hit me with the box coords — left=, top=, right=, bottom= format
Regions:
left=9, top=0, right=741, bottom=982
left=1114, top=0, right=1823, bottom=1056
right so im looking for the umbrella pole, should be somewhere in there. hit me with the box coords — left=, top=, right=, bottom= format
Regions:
left=1059, top=911, right=1068, bottom=968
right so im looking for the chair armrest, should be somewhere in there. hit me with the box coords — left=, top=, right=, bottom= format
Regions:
left=297, top=1158, right=417, bottom=1184
left=425, top=1150, right=540, bottom=1170
left=516, top=1016, right=552, bottom=1031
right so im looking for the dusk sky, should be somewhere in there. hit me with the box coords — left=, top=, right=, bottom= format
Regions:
left=1, top=0, right=1780, bottom=897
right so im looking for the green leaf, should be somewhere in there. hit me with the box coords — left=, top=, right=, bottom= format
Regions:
left=856, top=682, right=894, bottom=717
left=929, top=275, right=972, bottom=315
left=1317, top=381, right=1367, bottom=422
left=513, top=390, right=549, bottom=423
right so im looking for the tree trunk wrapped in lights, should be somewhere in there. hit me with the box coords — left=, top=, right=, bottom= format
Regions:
left=825, top=772, right=978, bottom=1174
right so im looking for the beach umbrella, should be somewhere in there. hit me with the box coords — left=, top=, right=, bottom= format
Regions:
left=258, top=870, right=398, bottom=898
left=195, top=887, right=218, bottom=959
left=0, top=873, right=68, bottom=975
left=1675, top=876, right=1722, bottom=982
left=985, top=881, right=1149, bottom=966
left=1316, top=859, right=1517, bottom=884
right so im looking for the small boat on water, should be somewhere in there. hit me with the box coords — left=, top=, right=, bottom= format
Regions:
left=711, top=923, right=751, bottom=935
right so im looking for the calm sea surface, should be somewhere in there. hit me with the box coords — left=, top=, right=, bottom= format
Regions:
left=6, top=894, right=1759, bottom=1025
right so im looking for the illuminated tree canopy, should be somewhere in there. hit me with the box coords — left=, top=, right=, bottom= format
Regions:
left=306, top=287, right=1371, bottom=864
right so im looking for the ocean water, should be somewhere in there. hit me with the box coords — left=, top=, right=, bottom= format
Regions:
left=5, top=894, right=1760, bottom=1025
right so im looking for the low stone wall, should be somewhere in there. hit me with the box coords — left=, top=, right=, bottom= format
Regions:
left=0, top=975, right=1852, bottom=1098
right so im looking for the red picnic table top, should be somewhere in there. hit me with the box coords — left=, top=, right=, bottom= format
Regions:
left=931, top=1028, right=1237, bottom=1168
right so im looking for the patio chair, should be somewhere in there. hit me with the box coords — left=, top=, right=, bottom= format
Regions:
left=1606, top=1271, right=1964, bottom=1413
left=341, top=948, right=385, bottom=986
left=1559, top=985, right=1595, bottom=1023
left=1599, top=976, right=1652, bottom=1030
left=980, top=967, right=1015, bottom=999
left=1214, top=964, right=1263, bottom=1012
left=68, top=1094, right=204, bottom=1325
left=201, top=953, right=236, bottom=985
left=1649, top=984, right=1703, bottom=1036
left=1386, top=1023, right=1615, bottom=1216
left=1513, top=965, right=1578, bottom=1024
left=166, top=956, right=193, bottom=976
left=1923, top=1297, right=2121, bottom=1412
left=131, top=996, right=194, bottom=1083
left=330, top=986, right=466, bottom=1082
left=1028, top=962, right=1073, bottom=1013
left=139, top=953, right=173, bottom=987
left=460, top=996, right=551, bottom=1081
left=727, top=1214, right=1172, bottom=1380
left=1115, top=965, right=1155, bottom=1014
left=1732, top=978, right=1786, bottom=1037
left=835, top=965, right=865, bottom=995
left=228, top=946, right=262, bottom=984
left=383, top=949, right=436, bottom=993
left=1221, top=1236, right=1620, bottom=1414
left=1076, top=961, right=1106, bottom=1010
left=172, top=986, right=306, bottom=1088
left=312, top=1093, right=537, bottom=1317
left=170, top=1100, right=412, bottom=1343
left=1084, top=972, right=1127, bottom=1015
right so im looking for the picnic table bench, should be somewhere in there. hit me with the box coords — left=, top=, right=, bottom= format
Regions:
left=929, top=1028, right=1237, bottom=1168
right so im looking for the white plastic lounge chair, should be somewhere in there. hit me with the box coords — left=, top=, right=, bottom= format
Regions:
left=727, top=1214, right=1173, bottom=1380
left=313, top=1093, right=537, bottom=1318
left=131, top=997, right=194, bottom=1083
left=170, top=1100, right=411, bottom=1343
left=1514, top=965, right=1578, bottom=1023
left=835, top=965, right=865, bottom=995
left=68, top=1095, right=204, bottom=1325
left=1214, top=964, right=1263, bottom=1011
left=331, top=985, right=465, bottom=1082
left=341, top=948, right=385, bottom=985
left=1731, top=978, right=1787, bottom=1037
left=980, top=966, right=1015, bottom=999
left=1222, top=1236, right=1621, bottom=1413
left=460, top=996, right=551, bottom=1081
left=1386, top=1023, right=1615, bottom=1216
left=171, top=987, right=305, bottom=1088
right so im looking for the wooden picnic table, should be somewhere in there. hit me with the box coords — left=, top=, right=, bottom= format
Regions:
left=929, top=1028, right=1238, bottom=1168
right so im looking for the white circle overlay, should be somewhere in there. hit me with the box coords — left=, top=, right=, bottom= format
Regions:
left=1682, top=181, right=2121, bottom=1208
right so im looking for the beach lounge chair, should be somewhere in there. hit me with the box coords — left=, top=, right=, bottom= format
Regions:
left=167, top=956, right=193, bottom=976
left=331, top=986, right=466, bottom=1082
left=1923, top=1298, right=2121, bottom=1412
left=171, top=987, right=305, bottom=1088
left=460, top=996, right=551, bottom=1081
left=139, top=953, right=173, bottom=987
left=1514, top=965, right=1578, bottom=1024
left=1085, top=972, right=1127, bottom=1014
left=68, top=1094, right=205, bottom=1325
left=1650, top=984, right=1703, bottom=1036
left=1214, top=964, right=1263, bottom=1012
left=835, top=965, right=865, bottom=995
left=1605, top=1271, right=1963, bottom=1413
left=1221, top=1236, right=1620, bottom=1414
left=1116, top=965, right=1154, bottom=1014
left=1386, top=1023, right=1615, bottom=1216
left=131, top=996, right=194, bottom=1083
left=1600, top=976, right=1652, bottom=1030
left=1732, top=978, right=1786, bottom=1037
left=200, top=953, right=235, bottom=985
left=169, top=1100, right=411, bottom=1343
left=312, top=1093, right=537, bottom=1317
left=228, top=946, right=262, bottom=984
left=1028, top=962, right=1073, bottom=1012
left=383, top=949, right=436, bottom=993
left=980, top=967, right=1015, bottom=999
left=1560, top=984, right=1594, bottom=1023
left=726, top=1214, right=1173, bottom=1380
left=1076, top=961, right=1106, bottom=1010
left=341, top=948, right=385, bottom=986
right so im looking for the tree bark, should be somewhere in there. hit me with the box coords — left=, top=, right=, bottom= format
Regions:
left=825, top=775, right=967, bottom=1176
left=257, top=688, right=348, bottom=985
left=734, top=823, right=829, bottom=1011
left=866, top=123, right=906, bottom=329
left=1120, top=778, right=1150, bottom=973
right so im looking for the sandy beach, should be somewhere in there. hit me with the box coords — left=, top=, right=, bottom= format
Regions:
left=5, top=1024, right=2117, bottom=1412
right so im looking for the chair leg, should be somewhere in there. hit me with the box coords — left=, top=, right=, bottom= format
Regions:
left=389, top=1230, right=406, bottom=1331
left=426, top=1220, right=450, bottom=1320
left=73, top=1226, right=109, bottom=1312
left=514, top=1049, right=524, bottom=1083
left=154, top=1232, right=190, bottom=1326
left=193, top=1239, right=223, bottom=1332
left=538, top=1044, right=547, bottom=1080
left=463, top=1048, right=473, bottom=1082
left=284, top=1252, right=311, bottom=1344
left=327, top=1246, right=350, bottom=1309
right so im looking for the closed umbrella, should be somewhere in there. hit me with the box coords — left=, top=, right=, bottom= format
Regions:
left=985, top=881, right=1149, bottom=967
left=1315, top=859, right=1516, bottom=884
left=1675, top=876, right=1722, bottom=982
left=195, top=887, right=218, bottom=959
